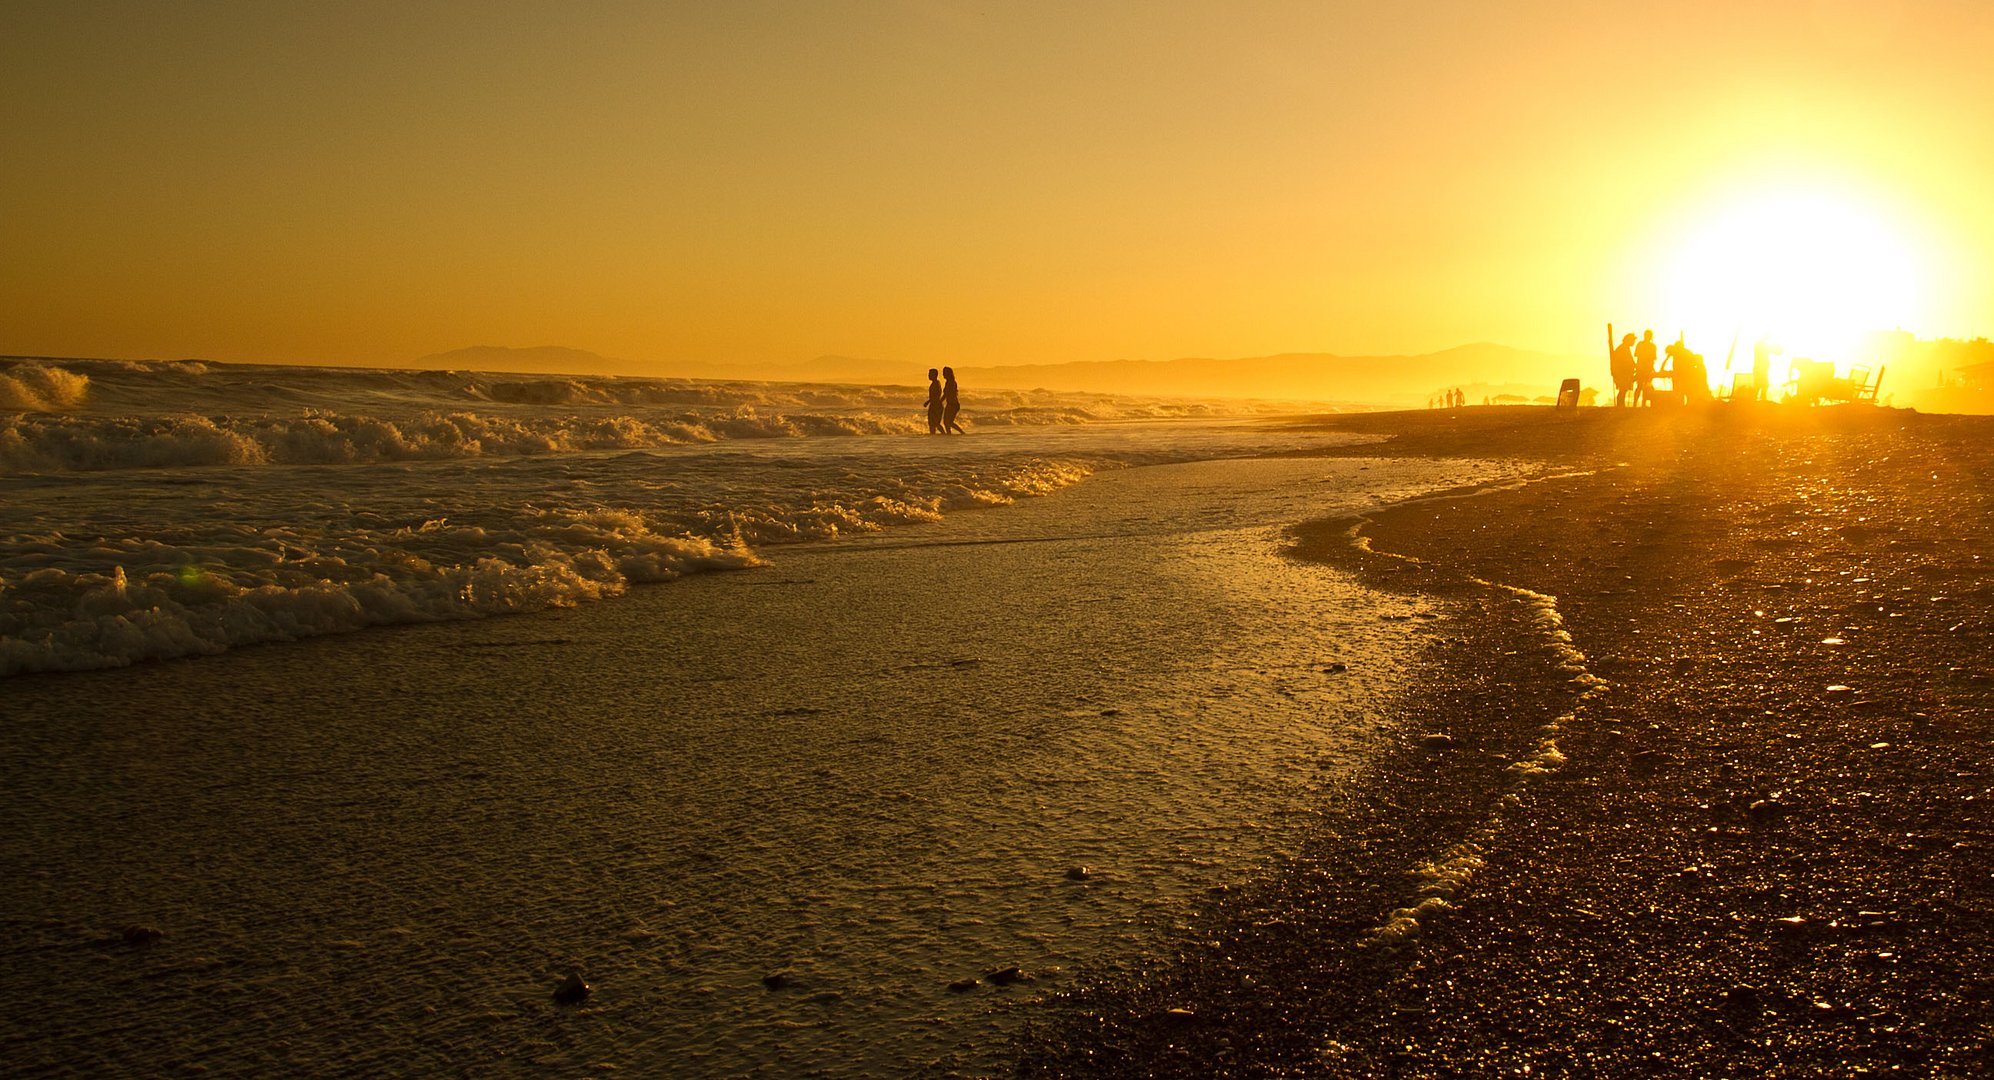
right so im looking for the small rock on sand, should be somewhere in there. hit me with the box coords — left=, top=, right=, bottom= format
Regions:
left=552, top=971, right=591, bottom=1005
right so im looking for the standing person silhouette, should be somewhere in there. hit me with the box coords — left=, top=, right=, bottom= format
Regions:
left=941, top=366, right=965, bottom=434
left=1611, top=332, right=1637, bottom=406
left=1635, top=330, right=1659, bottom=406
left=1752, top=338, right=1781, bottom=402
left=925, top=368, right=944, bottom=434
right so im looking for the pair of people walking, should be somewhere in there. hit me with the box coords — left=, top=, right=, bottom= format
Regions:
left=926, top=367, right=964, bottom=434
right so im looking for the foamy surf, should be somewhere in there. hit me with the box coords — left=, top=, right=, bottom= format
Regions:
left=0, top=452, right=1103, bottom=675
left=1, top=356, right=1295, bottom=474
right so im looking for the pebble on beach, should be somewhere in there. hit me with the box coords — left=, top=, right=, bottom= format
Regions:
left=552, top=971, right=591, bottom=1005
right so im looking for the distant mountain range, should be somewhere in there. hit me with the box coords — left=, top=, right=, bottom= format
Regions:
left=960, top=344, right=1593, bottom=406
left=416, top=342, right=1597, bottom=407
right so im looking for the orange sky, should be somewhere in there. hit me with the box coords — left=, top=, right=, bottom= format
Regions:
left=3, top=1, right=1989, bottom=372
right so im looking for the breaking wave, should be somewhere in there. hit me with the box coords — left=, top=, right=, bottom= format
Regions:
left=0, top=456, right=1099, bottom=676
left=0, top=363, right=90, bottom=411
left=0, top=357, right=1284, bottom=475
left=0, top=408, right=921, bottom=473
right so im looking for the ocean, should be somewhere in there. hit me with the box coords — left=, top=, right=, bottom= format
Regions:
left=2, top=356, right=1525, bottom=1074
left=7, top=357, right=1335, bottom=677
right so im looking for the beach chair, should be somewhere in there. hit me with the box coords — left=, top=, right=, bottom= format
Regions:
left=1854, top=365, right=1886, bottom=404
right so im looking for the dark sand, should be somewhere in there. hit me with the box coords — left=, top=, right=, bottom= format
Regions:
left=1014, top=405, right=1992, bottom=1077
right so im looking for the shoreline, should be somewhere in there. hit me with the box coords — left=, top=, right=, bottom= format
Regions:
left=1013, top=405, right=1993, bottom=1076
left=0, top=451, right=1501, bottom=1077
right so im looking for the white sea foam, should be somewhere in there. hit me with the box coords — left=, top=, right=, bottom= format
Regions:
left=1353, top=552, right=1608, bottom=950
left=0, top=452, right=1105, bottom=675
left=0, top=524, right=761, bottom=675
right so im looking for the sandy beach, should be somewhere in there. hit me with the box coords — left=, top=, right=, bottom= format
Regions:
left=1016, top=404, right=1993, bottom=1076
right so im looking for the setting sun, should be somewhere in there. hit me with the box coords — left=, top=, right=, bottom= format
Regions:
left=1652, top=184, right=1934, bottom=372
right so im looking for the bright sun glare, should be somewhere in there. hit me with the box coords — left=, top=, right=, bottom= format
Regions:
left=1655, top=186, right=1929, bottom=373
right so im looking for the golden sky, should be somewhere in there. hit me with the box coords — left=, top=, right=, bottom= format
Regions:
left=3, top=1, right=1989, bottom=372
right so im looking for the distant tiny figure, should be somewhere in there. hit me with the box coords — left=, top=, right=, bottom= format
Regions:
left=1635, top=330, right=1659, bottom=406
left=1611, top=333, right=1637, bottom=406
left=1752, top=338, right=1782, bottom=402
left=942, top=366, right=965, bottom=434
left=925, top=368, right=944, bottom=434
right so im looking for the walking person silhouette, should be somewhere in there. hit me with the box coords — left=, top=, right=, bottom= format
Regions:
left=925, top=368, right=945, bottom=434
left=941, top=366, right=965, bottom=434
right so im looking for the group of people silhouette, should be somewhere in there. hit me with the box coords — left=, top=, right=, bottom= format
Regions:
left=925, top=367, right=964, bottom=434
left=1609, top=328, right=1712, bottom=407
left=1429, top=388, right=1467, bottom=409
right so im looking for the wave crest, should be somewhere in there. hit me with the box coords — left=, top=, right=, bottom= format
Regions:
left=0, top=363, right=91, bottom=411
left=0, top=408, right=932, bottom=473
left=0, top=456, right=1099, bottom=675
left=0, top=513, right=762, bottom=676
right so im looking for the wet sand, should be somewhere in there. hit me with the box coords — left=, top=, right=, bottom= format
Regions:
left=1016, top=405, right=1993, bottom=1076
left=0, top=453, right=1514, bottom=1076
